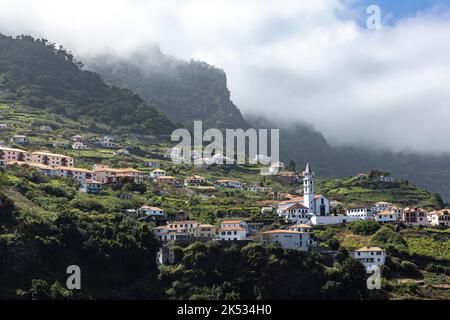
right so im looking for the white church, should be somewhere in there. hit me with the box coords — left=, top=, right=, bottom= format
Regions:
left=278, top=162, right=371, bottom=226
left=278, top=162, right=331, bottom=224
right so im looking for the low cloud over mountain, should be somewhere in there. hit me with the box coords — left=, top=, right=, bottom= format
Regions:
left=1, top=0, right=450, bottom=152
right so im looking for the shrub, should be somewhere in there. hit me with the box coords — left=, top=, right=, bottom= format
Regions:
left=0, top=192, right=15, bottom=223
left=327, top=238, right=341, bottom=250
left=426, top=263, right=450, bottom=275
left=369, top=227, right=408, bottom=254
left=400, top=260, right=422, bottom=278
left=38, top=183, right=75, bottom=199
left=70, top=197, right=106, bottom=213
left=349, top=220, right=380, bottom=235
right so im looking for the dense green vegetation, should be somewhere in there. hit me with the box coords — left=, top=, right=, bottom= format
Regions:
left=0, top=166, right=374, bottom=300
left=0, top=167, right=163, bottom=299
left=0, top=34, right=175, bottom=135
left=159, top=241, right=372, bottom=300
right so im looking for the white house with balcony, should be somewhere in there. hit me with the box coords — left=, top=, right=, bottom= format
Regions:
left=352, top=246, right=387, bottom=271
left=217, top=220, right=248, bottom=241
left=217, top=226, right=247, bottom=241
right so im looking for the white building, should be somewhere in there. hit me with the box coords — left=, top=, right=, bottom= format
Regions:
left=138, top=206, right=165, bottom=217
left=260, top=230, right=311, bottom=251
left=79, top=179, right=103, bottom=194
left=39, top=125, right=53, bottom=131
left=248, top=185, right=267, bottom=193
left=72, top=142, right=87, bottom=150
left=154, top=226, right=189, bottom=243
left=215, top=179, right=242, bottom=189
left=220, top=220, right=248, bottom=230
left=217, top=226, right=247, bottom=241
left=429, top=209, right=450, bottom=228
left=278, top=203, right=311, bottom=224
left=114, top=148, right=130, bottom=156
left=164, top=147, right=182, bottom=160
left=99, top=136, right=119, bottom=148
left=10, top=135, right=28, bottom=144
left=0, top=146, right=30, bottom=162
left=352, top=247, right=387, bottom=271
left=31, top=151, right=74, bottom=168
left=346, top=207, right=374, bottom=220
left=184, top=175, right=206, bottom=186
left=374, top=209, right=400, bottom=223
left=218, top=220, right=248, bottom=241
left=56, top=166, right=93, bottom=182
left=166, top=220, right=200, bottom=237
left=150, top=169, right=166, bottom=179
left=372, top=202, right=393, bottom=213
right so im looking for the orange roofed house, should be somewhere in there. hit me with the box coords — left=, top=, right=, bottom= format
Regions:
left=217, top=220, right=248, bottom=241
left=0, top=146, right=30, bottom=163
left=30, top=151, right=74, bottom=168
left=93, top=165, right=144, bottom=184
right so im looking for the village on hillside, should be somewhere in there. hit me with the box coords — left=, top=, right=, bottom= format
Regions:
left=1, top=125, right=449, bottom=273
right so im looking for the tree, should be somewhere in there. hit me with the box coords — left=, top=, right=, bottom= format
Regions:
left=0, top=192, right=15, bottom=221
left=287, top=160, right=296, bottom=172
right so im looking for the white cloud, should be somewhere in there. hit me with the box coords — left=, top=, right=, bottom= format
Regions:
left=0, top=0, right=449, bottom=152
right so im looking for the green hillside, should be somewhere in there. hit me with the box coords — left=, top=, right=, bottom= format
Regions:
left=317, top=175, right=444, bottom=210
left=0, top=34, right=175, bottom=135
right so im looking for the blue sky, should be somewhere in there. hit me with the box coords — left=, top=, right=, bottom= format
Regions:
left=347, top=0, right=450, bottom=26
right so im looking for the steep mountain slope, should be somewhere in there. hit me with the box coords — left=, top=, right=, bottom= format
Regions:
left=87, top=47, right=249, bottom=130
left=0, top=35, right=175, bottom=134
left=247, top=115, right=335, bottom=176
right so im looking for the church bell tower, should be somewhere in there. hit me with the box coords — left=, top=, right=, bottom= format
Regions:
left=303, top=161, right=315, bottom=214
